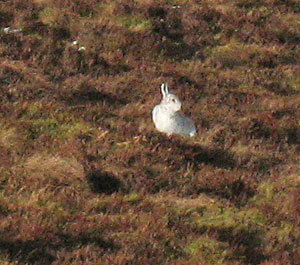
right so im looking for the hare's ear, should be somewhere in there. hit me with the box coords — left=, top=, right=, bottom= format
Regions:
left=165, top=83, right=169, bottom=94
left=161, top=83, right=167, bottom=98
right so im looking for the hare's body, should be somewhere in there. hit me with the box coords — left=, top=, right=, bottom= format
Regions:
left=152, top=105, right=196, bottom=137
left=152, top=84, right=196, bottom=137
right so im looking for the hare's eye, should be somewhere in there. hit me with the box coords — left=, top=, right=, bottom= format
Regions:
left=172, top=99, right=176, bottom=102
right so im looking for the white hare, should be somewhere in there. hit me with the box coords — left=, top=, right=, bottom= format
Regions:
left=152, top=83, right=196, bottom=137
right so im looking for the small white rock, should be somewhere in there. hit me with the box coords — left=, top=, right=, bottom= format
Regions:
left=3, top=27, right=11, bottom=33
left=11, top=28, right=22, bottom=33
left=78, top=46, right=86, bottom=51
left=3, top=27, right=22, bottom=34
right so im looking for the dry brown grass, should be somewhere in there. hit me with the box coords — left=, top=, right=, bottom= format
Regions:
left=0, top=0, right=300, bottom=264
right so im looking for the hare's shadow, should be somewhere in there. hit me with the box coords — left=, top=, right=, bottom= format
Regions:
left=200, top=226, right=268, bottom=265
left=152, top=133, right=236, bottom=169
left=181, top=143, right=235, bottom=169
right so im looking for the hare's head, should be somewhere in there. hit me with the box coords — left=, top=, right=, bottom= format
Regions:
left=160, top=83, right=181, bottom=112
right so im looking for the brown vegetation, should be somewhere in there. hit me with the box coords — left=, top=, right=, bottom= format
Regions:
left=0, top=0, right=300, bottom=264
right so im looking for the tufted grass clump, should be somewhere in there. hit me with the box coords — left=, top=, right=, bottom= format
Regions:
left=185, top=235, right=231, bottom=264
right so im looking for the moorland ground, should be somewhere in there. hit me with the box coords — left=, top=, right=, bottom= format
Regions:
left=0, top=0, right=300, bottom=264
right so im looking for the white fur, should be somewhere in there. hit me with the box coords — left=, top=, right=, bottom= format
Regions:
left=152, top=84, right=196, bottom=137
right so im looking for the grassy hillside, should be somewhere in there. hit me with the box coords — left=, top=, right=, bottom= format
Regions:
left=0, top=0, right=300, bottom=264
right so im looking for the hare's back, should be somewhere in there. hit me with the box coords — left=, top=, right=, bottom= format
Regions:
left=152, top=105, right=162, bottom=125
left=152, top=105, right=169, bottom=130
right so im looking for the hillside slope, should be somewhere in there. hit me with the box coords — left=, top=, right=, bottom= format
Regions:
left=0, top=0, right=300, bottom=264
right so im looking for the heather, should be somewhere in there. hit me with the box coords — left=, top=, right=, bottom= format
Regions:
left=0, top=0, right=300, bottom=264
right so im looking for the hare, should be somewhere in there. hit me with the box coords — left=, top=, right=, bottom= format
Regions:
left=152, top=83, right=196, bottom=137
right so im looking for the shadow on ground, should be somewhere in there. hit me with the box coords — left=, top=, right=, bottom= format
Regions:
left=217, top=227, right=268, bottom=265
left=86, top=169, right=122, bottom=195
left=60, top=85, right=128, bottom=107
left=149, top=133, right=236, bottom=170
left=0, top=233, right=118, bottom=265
